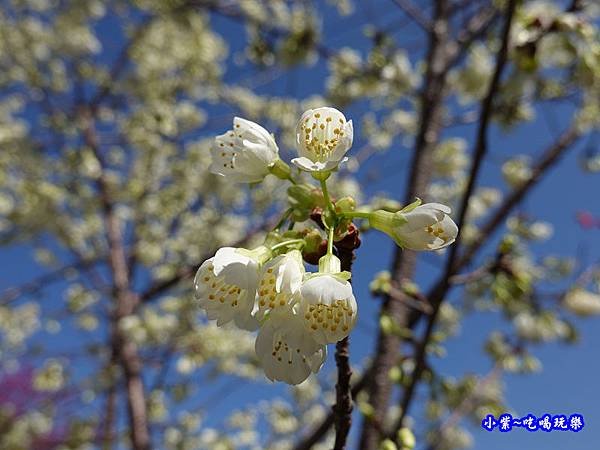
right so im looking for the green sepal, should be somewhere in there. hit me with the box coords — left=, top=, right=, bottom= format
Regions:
left=304, top=270, right=352, bottom=282
left=311, top=170, right=331, bottom=181
left=268, top=158, right=292, bottom=180
left=399, top=197, right=422, bottom=213
left=318, top=253, right=341, bottom=273
left=236, top=245, right=272, bottom=265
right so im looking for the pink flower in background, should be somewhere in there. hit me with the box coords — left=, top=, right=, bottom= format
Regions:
left=0, top=368, right=69, bottom=449
left=576, top=211, right=598, bottom=230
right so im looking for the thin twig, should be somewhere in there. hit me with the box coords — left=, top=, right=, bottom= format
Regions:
left=0, top=257, right=100, bottom=305
left=426, top=365, right=502, bottom=450
left=390, top=0, right=433, bottom=32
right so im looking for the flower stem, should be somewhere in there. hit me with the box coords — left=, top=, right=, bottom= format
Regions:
left=270, top=239, right=305, bottom=252
left=327, top=225, right=334, bottom=256
left=340, top=210, right=372, bottom=219
left=273, top=208, right=292, bottom=231
left=320, top=178, right=336, bottom=217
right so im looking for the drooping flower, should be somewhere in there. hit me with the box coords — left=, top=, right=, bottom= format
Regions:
left=255, top=308, right=327, bottom=385
left=292, top=107, right=353, bottom=174
left=194, top=246, right=270, bottom=331
left=369, top=203, right=458, bottom=251
left=209, top=117, right=280, bottom=183
left=298, top=273, right=357, bottom=345
left=256, top=250, right=305, bottom=320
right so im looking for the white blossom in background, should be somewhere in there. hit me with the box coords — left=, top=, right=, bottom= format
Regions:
left=502, top=156, right=532, bottom=187
left=194, top=246, right=270, bottom=331
left=255, top=308, right=327, bottom=385
left=370, top=203, right=458, bottom=251
left=514, top=312, right=569, bottom=342
left=298, top=274, right=357, bottom=345
left=292, top=107, right=353, bottom=173
left=33, top=359, right=65, bottom=392
left=564, top=288, right=600, bottom=316
left=452, top=43, right=493, bottom=102
left=209, top=117, right=279, bottom=183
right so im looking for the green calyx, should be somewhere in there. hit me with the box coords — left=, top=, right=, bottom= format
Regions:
left=311, top=170, right=331, bottom=182
left=305, top=270, right=352, bottom=282
left=318, top=253, right=341, bottom=273
left=314, top=254, right=352, bottom=281
left=268, top=158, right=292, bottom=181
left=236, top=245, right=272, bottom=265
left=287, top=184, right=324, bottom=220
left=368, top=210, right=408, bottom=234
left=269, top=239, right=305, bottom=254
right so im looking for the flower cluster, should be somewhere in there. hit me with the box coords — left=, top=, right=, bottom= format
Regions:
left=196, top=107, right=458, bottom=385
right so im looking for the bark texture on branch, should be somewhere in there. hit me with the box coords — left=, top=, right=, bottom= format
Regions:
left=332, top=243, right=358, bottom=449
left=84, top=111, right=151, bottom=450
left=391, top=0, right=519, bottom=436
left=359, top=2, right=451, bottom=448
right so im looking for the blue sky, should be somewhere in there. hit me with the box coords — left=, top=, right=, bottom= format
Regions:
left=2, top=1, right=599, bottom=449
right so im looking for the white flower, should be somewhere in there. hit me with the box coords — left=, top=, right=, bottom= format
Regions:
left=255, top=308, right=327, bottom=385
left=292, top=107, right=353, bottom=173
left=298, top=274, right=357, bottom=344
left=564, top=288, right=600, bottom=316
left=209, top=117, right=279, bottom=183
left=256, top=250, right=305, bottom=320
left=194, top=246, right=269, bottom=331
left=370, top=203, right=458, bottom=251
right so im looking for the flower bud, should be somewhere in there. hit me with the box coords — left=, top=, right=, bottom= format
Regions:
left=335, top=196, right=356, bottom=213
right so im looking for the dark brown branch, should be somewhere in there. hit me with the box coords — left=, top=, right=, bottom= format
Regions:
left=295, top=113, right=582, bottom=446
left=89, top=16, right=153, bottom=111
left=333, top=337, right=352, bottom=449
left=389, top=1, right=530, bottom=437
left=83, top=109, right=151, bottom=450
left=455, top=125, right=580, bottom=270
left=189, top=0, right=335, bottom=59
left=293, top=369, right=371, bottom=450
left=332, top=244, right=358, bottom=449
left=359, top=2, right=452, bottom=448
left=295, top=111, right=582, bottom=450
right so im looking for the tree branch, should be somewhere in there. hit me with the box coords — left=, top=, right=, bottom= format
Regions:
left=332, top=244, right=358, bottom=449
left=390, top=0, right=433, bottom=32
left=389, top=0, right=545, bottom=436
left=359, top=2, right=452, bottom=448
left=0, top=257, right=100, bottom=305
left=82, top=108, right=151, bottom=450
left=293, top=369, right=371, bottom=450
left=294, top=118, right=581, bottom=448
